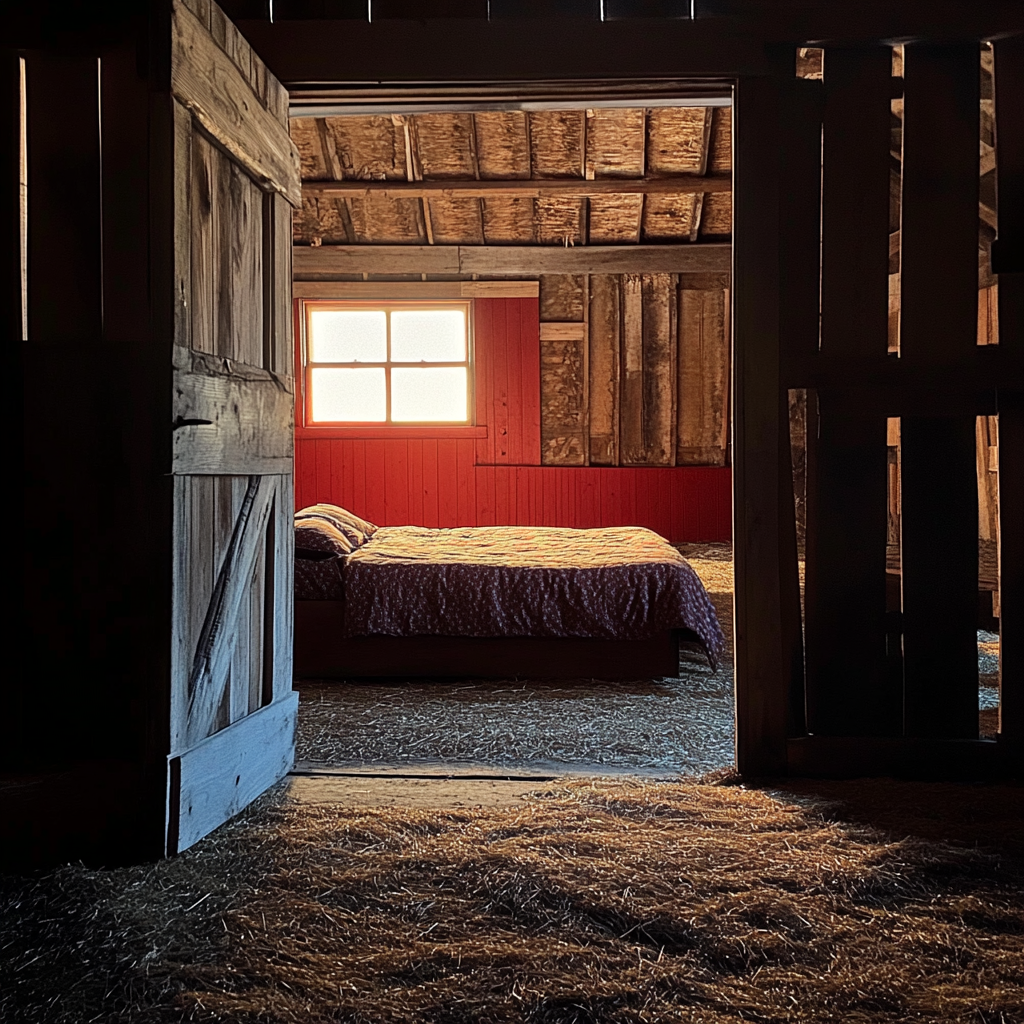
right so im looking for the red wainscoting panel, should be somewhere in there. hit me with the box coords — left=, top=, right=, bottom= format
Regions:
left=294, top=441, right=732, bottom=541
left=294, top=298, right=732, bottom=542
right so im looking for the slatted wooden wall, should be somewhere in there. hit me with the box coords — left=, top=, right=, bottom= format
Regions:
left=294, top=295, right=733, bottom=540
left=780, top=37, right=1022, bottom=779
left=539, top=272, right=731, bottom=470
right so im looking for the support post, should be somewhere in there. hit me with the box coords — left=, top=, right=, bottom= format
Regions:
left=899, top=44, right=980, bottom=738
left=732, top=66, right=789, bottom=775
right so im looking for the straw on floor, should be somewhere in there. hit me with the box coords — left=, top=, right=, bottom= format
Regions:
left=2, top=774, right=1021, bottom=1024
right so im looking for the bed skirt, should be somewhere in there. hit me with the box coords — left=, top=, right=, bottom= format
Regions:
left=294, top=600, right=684, bottom=680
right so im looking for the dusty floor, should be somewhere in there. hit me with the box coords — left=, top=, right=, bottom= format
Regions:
left=2, top=546, right=1012, bottom=1022
left=2, top=776, right=1022, bottom=1024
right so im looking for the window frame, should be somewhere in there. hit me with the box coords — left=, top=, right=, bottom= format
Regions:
left=299, top=298, right=476, bottom=431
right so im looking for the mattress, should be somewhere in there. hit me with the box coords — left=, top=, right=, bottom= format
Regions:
left=298, top=525, right=725, bottom=667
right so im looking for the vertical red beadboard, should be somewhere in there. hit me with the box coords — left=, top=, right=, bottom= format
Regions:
left=315, top=440, right=331, bottom=505
left=352, top=441, right=367, bottom=516
left=474, top=298, right=493, bottom=465
left=515, top=466, right=531, bottom=525
left=492, top=300, right=510, bottom=463
left=494, top=466, right=510, bottom=523
left=334, top=440, right=348, bottom=508
left=456, top=438, right=476, bottom=525
left=421, top=440, right=439, bottom=528
left=477, top=465, right=495, bottom=525
left=506, top=300, right=524, bottom=465
left=407, top=439, right=424, bottom=525
left=363, top=440, right=386, bottom=525
left=297, top=439, right=316, bottom=509
left=437, top=439, right=458, bottom=527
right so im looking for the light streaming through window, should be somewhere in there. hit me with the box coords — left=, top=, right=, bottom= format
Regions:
left=306, top=304, right=470, bottom=424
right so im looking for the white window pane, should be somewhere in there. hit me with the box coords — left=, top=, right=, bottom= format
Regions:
left=391, top=367, right=467, bottom=422
left=310, top=310, right=386, bottom=362
left=391, top=309, right=466, bottom=362
left=310, top=368, right=386, bottom=421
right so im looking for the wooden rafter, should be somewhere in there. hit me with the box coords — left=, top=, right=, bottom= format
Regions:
left=302, top=175, right=732, bottom=200
left=294, top=243, right=732, bottom=276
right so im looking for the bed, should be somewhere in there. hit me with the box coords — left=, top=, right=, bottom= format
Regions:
left=293, top=505, right=725, bottom=680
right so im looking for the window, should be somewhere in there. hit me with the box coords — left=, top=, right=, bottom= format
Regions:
left=303, top=301, right=472, bottom=425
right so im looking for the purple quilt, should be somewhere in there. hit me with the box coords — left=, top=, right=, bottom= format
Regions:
left=326, top=525, right=725, bottom=667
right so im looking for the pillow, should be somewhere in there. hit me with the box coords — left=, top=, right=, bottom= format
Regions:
left=295, top=504, right=378, bottom=548
left=294, top=521, right=354, bottom=558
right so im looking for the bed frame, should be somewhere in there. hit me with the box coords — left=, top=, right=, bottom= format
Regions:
left=294, top=600, right=686, bottom=680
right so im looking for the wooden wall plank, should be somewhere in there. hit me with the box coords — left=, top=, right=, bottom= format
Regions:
left=269, top=475, right=293, bottom=704
left=168, top=691, right=298, bottom=855
left=190, top=130, right=217, bottom=355
left=677, top=284, right=729, bottom=465
left=641, top=273, right=676, bottom=466
left=223, top=158, right=264, bottom=365
left=185, top=475, right=276, bottom=746
left=269, top=192, right=294, bottom=375
left=588, top=275, right=621, bottom=466
left=620, top=273, right=645, bottom=464
left=805, top=45, right=895, bottom=736
left=173, top=100, right=193, bottom=352
left=899, top=43, right=980, bottom=738
left=170, top=0, right=301, bottom=204
left=172, top=347, right=293, bottom=475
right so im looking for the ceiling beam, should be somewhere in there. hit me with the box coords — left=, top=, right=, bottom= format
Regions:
left=237, top=7, right=1023, bottom=90
left=294, top=243, right=732, bottom=276
left=302, top=175, right=732, bottom=199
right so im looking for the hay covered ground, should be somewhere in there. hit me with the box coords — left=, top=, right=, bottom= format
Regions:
left=3, top=543, right=1016, bottom=1022
left=2, top=775, right=1022, bottom=1023
left=295, top=544, right=737, bottom=776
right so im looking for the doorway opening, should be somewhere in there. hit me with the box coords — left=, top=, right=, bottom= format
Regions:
left=287, top=83, right=739, bottom=781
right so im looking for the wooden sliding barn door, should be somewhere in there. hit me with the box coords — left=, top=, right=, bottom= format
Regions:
left=164, top=0, right=300, bottom=855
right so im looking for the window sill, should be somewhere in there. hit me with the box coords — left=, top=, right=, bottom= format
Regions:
left=296, top=425, right=487, bottom=440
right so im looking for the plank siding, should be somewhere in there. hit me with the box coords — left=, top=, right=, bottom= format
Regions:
left=641, top=273, right=676, bottom=466
left=588, top=275, right=621, bottom=465
left=296, top=436, right=731, bottom=539
left=677, top=284, right=730, bottom=466
left=899, top=44, right=980, bottom=738
left=806, top=46, right=894, bottom=737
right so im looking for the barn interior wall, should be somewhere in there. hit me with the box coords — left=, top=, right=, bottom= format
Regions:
left=294, top=288, right=732, bottom=541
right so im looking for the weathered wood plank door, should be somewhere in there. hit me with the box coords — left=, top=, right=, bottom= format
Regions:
left=165, top=0, right=300, bottom=855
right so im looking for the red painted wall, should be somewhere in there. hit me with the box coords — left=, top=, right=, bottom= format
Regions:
left=295, top=297, right=732, bottom=542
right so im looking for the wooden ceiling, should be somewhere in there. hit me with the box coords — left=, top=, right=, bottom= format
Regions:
left=291, top=106, right=732, bottom=247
